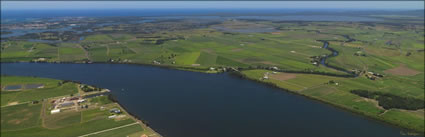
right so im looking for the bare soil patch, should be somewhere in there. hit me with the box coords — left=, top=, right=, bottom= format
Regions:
left=270, top=73, right=297, bottom=81
left=8, top=117, right=30, bottom=125
left=384, top=64, right=421, bottom=76
left=364, top=47, right=401, bottom=57
left=362, top=98, right=384, bottom=110
left=8, top=101, right=19, bottom=106
left=8, top=119, right=22, bottom=124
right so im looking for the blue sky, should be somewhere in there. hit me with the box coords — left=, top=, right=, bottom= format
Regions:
left=2, top=1, right=424, bottom=10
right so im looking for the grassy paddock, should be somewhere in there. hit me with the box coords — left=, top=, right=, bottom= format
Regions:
left=1, top=76, right=78, bottom=105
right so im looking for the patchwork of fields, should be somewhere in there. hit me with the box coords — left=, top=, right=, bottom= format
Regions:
left=1, top=17, right=424, bottom=133
left=0, top=76, right=159, bottom=137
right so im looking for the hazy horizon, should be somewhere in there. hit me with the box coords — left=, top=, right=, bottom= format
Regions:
left=2, top=1, right=424, bottom=11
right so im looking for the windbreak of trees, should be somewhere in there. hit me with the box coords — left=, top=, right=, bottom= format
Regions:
left=350, top=90, right=424, bottom=110
left=244, top=66, right=356, bottom=78
left=81, top=85, right=101, bottom=92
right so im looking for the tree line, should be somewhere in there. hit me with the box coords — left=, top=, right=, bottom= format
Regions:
left=350, top=90, right=424, bottom=110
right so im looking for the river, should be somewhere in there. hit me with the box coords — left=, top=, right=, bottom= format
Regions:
left=1, top=63, right=408, bottom=137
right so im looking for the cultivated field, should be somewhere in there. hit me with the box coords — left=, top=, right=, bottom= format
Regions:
left=0, top=76, right=159, bottom=137
left=1, top=15, right=424, bottom=133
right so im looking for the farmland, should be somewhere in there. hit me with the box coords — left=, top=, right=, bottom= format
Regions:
left=1, top=76, right=77, bottom=105
left=0, top=76, right=159, bottom=137
left=1, top=13, right=424, bottom=134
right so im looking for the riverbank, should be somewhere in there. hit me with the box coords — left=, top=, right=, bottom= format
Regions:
left=1, top=60, right=424, bottom=134
left=108, top=95, right=161, bottom=137
left=0, top=76, right=161, bottom=137
left=234, top=70, right=424, bottom=134
left=2, top=62, right=420, bottom=137
left=113, top=102, right=161, bottom=137
left=0, top=37, right=422, bottom=135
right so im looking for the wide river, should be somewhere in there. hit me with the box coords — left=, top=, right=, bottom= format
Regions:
left=1, top=63, right=408, bottom=137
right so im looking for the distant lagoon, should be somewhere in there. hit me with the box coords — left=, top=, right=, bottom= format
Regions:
left=1, top=9, right=383, bottom=23
left=1, top=8, right=381, bottom=39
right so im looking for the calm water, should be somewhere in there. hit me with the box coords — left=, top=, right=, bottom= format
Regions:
left=3, top=85, right=22, bottom=90
left=1, top=63, right=408, bottom=137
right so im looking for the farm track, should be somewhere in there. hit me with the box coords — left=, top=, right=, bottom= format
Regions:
left=77, top=44, right=91, bottom=61
left=77, top=122, right=139, bottom=137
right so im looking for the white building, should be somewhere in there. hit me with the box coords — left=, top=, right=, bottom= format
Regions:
left=51, top=109, right=60, bottom=114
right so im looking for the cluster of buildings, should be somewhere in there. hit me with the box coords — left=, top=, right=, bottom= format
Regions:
left=108, top=108, right=123, bottom=119
left=365, top=71, right=384, bottom=80
left=152, top=60, right=161, bottom=65
left=50, top=96, right=86, bottom=114
left=262, top=71, right=277, bottom=80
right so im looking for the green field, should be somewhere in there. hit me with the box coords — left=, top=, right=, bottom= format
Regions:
left=1, top=15, right=424, bottom=133
left=0, top=76, right=158, bottom=137
left=240, top=69, right=424, bottom=132
left=88, top=124, right=144, bottom=137
left=1, top=76, right=78, bottom=106
left=1, top=103, right=42, bottom=131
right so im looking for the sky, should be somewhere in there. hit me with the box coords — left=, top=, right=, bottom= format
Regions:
left=1, top=1, right=424, bottom=10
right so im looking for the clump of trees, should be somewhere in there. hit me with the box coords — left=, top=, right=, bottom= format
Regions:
left=58, top=80, right=80, bottom=86
left=350, top=90, right=424, bottom=110
left=80, top=84, right=101, bottom=92
left=245, top=65, right=356, bottom=78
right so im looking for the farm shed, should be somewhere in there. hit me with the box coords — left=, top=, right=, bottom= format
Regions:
left=51, top=109, right=60, bottom=114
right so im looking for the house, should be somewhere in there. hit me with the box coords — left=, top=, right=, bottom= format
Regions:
left=263, top=73, right=269, bottom=79
left=108, top=115, right=117, bottom=119
left=110, top=108, right=121, bottom=114
left=153, top=60, right=161, bottom=65
left=51, top=109, right=60, bottom=114
left=37, top=58, right=46, bottom=61
left=60, top=101, right=75, bottom=108
left=77, top=99, right=86, bottom=103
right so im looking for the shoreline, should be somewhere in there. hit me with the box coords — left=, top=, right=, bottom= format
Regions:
left=1, top=61, right=357, bottom=77
left=113, top=101, right=162, bottom=137
left=1, top=61, right=423, bottom=134
left=107, top=94, right=162, bottom=137
left=0, top=76, right=162, bottom=137
left=231, top=71, right=424, bottom=135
